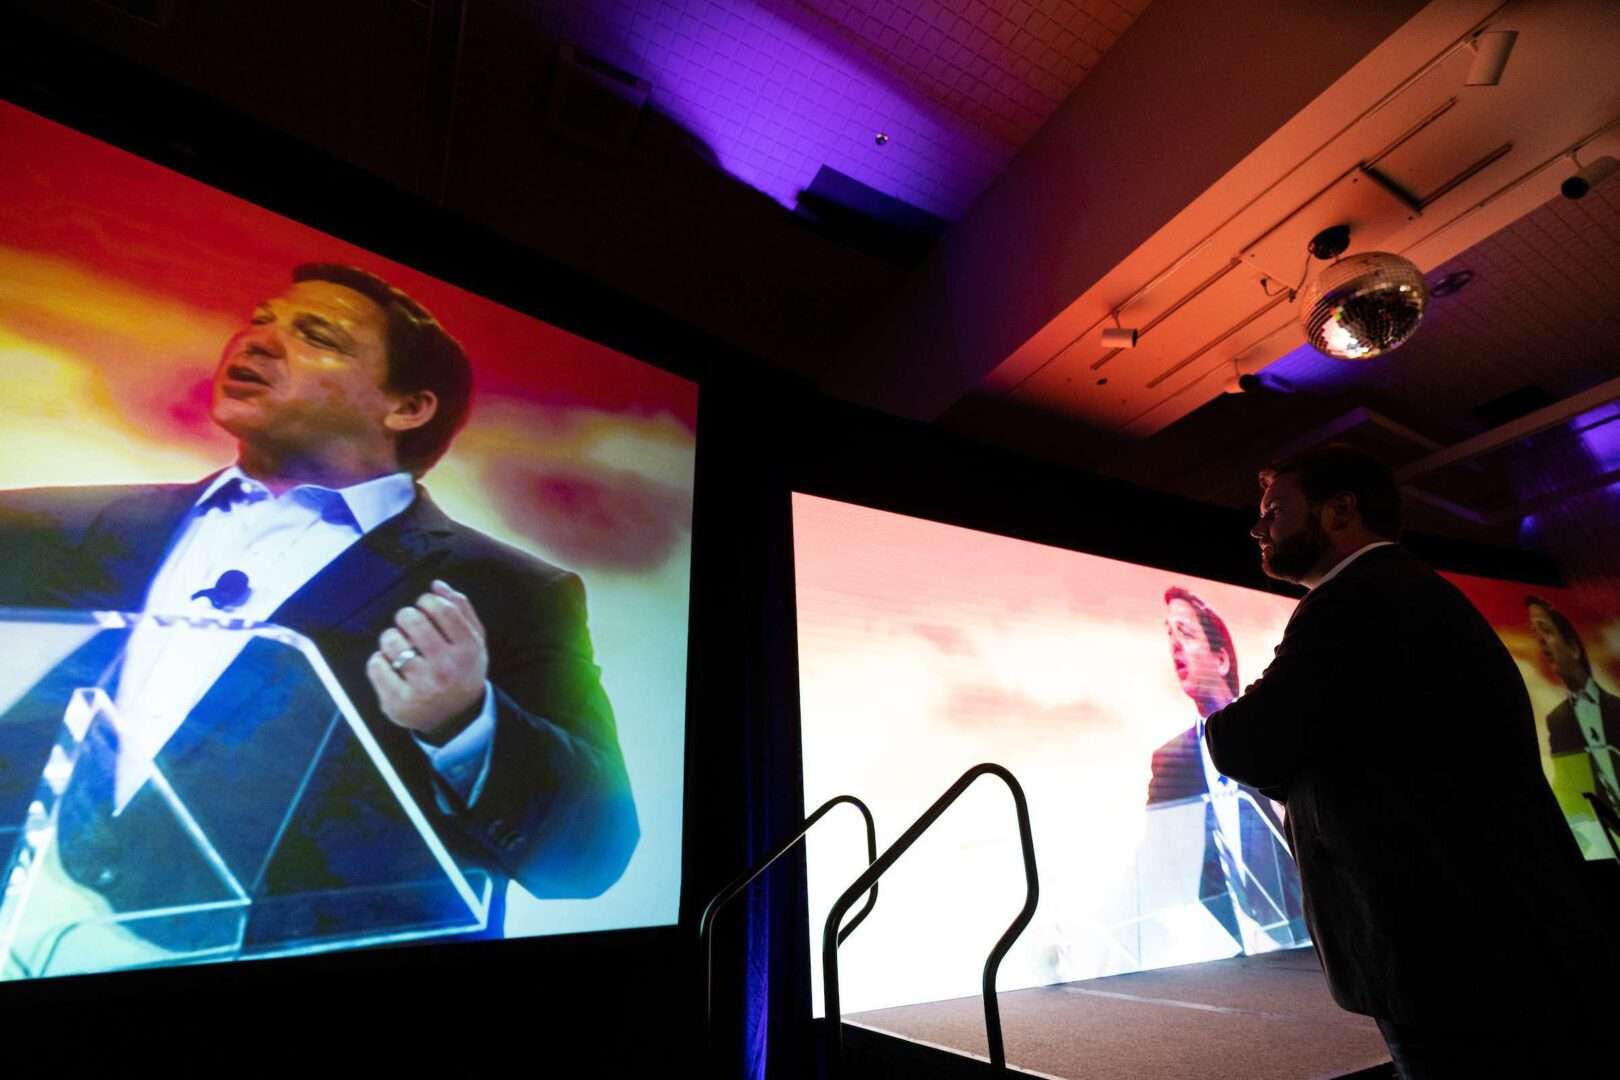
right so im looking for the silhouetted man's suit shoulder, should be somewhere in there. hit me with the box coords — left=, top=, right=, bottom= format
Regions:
left=0, top=479, right=639, bottom=907
left=1205, top=544, right=1612, bottom=1024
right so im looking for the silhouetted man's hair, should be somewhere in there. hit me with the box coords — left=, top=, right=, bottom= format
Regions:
left=293, top=263, right=472, bottom=475
left=1261, top=443, right=1403, bottom=540
left=1165, top=586, right=1239, bottom=698
left=1526, top=595, right=1590, bottom=675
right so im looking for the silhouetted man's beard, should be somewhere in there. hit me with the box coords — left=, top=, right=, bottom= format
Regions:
left=1262, top=517, right=1328, bottom=582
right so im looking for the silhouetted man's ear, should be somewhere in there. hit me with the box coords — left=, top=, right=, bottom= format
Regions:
left=1324, top=492, right=1357, bottom=530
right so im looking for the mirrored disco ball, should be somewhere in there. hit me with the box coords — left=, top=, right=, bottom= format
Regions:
left=1299, top=252, right=1429, bottom=360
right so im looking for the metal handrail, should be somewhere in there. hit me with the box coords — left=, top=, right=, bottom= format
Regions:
left=699, top=794, right=879, bottom=1042
left=1583, top=792, right=1620, bottom=862
left=822, top=763, right=1039, bottom=1071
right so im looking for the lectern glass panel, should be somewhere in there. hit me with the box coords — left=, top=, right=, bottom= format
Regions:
left=0, top=610, right=488, bottom=980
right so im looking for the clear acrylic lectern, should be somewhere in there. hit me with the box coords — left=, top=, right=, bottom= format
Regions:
left=0, top=609, right=490, bottom=980
left=1089, top=793, right=1310, bottom=973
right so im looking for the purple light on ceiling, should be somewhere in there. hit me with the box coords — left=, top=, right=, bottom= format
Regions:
left=1257, top=340, right=1366, bottom=392
left=1573, top=402, right=1620, bottom=470
left=553, top=1, right=1004, bottom=219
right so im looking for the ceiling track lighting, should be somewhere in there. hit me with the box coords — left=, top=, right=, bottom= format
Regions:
left=1562, top=152, right=1620, bottom=200
left=1026, top=12, right=1523, bottom=392
left=1464, top=29, right=1517, bottom=87
left=1099, top=309, right=1139, bottom=350
left=1100, top=326, right=1139, bottom=349
left=1402, top=112, right=1620, bottom=257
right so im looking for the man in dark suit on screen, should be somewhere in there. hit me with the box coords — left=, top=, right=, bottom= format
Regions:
left=0, top=265, right=638, bottom=957
left=1148, top=587, right=1306, bottom=951
left=1526, top=594, right=1620, bottom=816
left=1203, top=445, right=1612, bottom=1078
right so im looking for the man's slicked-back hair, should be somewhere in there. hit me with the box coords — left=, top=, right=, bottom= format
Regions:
left=1526, top=595, right=1590, bottom=674
left=1164, top=586, right=1239, bottom=698
left=1260, top=443, right=1403, bottom=540
left=292, top=263, right=472, bottom=475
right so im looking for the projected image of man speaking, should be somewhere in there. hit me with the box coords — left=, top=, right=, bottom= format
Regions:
left=0, top=264, right=639, bottom=948
left=1148, top=587, right=1305, bottom=952
left=1527, top=595, right=1620, bottom=817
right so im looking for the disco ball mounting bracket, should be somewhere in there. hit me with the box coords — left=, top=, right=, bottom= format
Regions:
left=1308, top=223, right=1352, bottom=262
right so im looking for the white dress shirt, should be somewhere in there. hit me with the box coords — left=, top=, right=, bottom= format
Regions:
left=112, top=467, right=494, bottom=809
left=1570, top=677, right=1620, bottom=808
left=1309, top=540, right=1396, bottom=591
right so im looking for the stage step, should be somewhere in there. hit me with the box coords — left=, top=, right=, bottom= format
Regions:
left=830, top=950, right=1395, bottom=1079
left=833, top=1019, right=1396, bottom=1079
left=821, top=1020, right=1042, bottom=1078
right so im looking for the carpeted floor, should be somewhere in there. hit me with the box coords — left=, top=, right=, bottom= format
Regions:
left=846, top=947, right=1392, bottom=1079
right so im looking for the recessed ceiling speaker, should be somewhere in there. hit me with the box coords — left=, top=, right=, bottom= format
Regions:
left=1300, top=251, right=1429, bottom=361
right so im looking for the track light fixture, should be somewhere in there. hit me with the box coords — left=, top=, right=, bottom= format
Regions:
left=1100, top=308, right=1139, bottom=350
left=1464, top=30, right=1517, bottom=87
left=1100, top=326, right=1138, bottom=349
left=1562, top=154, right=1620, bottom=200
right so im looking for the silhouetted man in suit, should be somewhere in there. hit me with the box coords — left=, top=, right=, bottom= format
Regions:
left=0, top=265, right=638, bottom=961
left=1527, top=595, right=1620, bottom=815
left=1148, top=587, right=1306, bottom=950
left=1204, top=445, right=1611, bottom=1079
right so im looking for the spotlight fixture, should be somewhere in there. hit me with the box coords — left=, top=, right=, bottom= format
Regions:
left=1562, top=154, right=1620, bottom=200
left=1464, top=30, right=1517, bottom=87
left=1100, top=326, right=1139, bottom=349
left=1429, top=269, right=1474, bottom=298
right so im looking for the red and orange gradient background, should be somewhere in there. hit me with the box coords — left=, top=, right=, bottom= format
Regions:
left=0, top=101, right=696, bottom=936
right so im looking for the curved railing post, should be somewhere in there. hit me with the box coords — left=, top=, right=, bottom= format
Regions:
left=822, top=763, right=1038, bottom=1072
left=699, top=794, right=879, bottom=1048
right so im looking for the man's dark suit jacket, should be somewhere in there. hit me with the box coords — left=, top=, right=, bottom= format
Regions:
left=1545, top=681, right=1620, bottom=756
left=1148, top=725, right=1307, bottom=947
left=1205, top=545, right=1611, bottom=1024
left=0, top=477, right=639, bottom=942
left=1545, top=682, right=1620, bottom=818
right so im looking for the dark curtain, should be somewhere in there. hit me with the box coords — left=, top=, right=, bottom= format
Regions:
left=682, top=370, right=814, bottom=1079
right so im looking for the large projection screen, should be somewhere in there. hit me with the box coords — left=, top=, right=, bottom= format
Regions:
left=0, top=101, right=694, bottom=981
left=793, top=493, right=1613, bottom=1016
